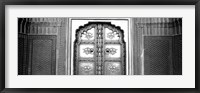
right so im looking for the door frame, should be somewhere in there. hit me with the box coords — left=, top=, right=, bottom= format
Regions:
left=67, top=18, right=132, bottom=75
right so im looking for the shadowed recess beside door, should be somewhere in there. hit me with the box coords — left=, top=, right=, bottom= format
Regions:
left=18, top=18, right=68, bottom=75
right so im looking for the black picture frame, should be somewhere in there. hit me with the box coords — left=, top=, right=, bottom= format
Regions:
left=0, top=0, right=199, bottom=93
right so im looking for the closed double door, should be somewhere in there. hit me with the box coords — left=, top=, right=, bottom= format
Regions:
left=74, top=22, right=126, bottom=75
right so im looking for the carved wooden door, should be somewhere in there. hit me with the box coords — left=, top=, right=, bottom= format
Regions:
left=74, top=22, right=125, bottom=75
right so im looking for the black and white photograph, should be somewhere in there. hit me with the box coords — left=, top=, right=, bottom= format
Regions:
left=18, top=17, right=182, bottom=75
left=4, top=3, right=196, bottom=89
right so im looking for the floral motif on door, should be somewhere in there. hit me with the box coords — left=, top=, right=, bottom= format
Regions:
left=74, top=22, right=126, bottom=75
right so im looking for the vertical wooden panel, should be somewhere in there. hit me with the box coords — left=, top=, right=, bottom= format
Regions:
left=18, top=18, right=29, bottom=75
left=57, top=18, right=68, bottom=75
left=28, top=36, right=56, bottom=75
left=18, top=34, right=25, bottom=75
left=144, top=36, right=173, bottom=75
left=173, top=35, right=182, bottom=75
left=32, top=39, right=53, bottom=75
left=132, top=18, right=143, bottom=75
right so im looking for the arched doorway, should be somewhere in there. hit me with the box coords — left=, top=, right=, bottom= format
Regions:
left=74, top=22, right=126, bottom=75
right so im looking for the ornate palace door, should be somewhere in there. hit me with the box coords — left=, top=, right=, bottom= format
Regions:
left=74, top=22, right=126, bottom=75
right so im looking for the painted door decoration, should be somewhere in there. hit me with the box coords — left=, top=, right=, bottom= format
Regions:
left=74, top=22, right=126, bottom=75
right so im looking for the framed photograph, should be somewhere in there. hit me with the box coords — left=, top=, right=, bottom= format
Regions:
left=0, top=0, right=199, bottom=93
